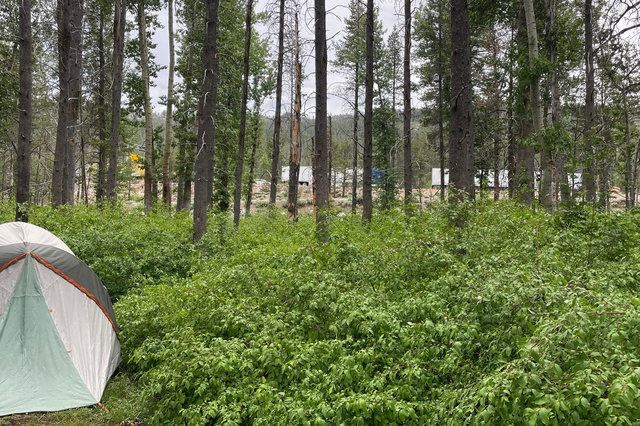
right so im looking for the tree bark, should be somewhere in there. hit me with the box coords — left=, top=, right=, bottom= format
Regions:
left=623, top=92, right=633, bottom=209
left=106, top=0, right=126, bottom=202
left=52, top=0, right=71, bottom=206
left=233, top=0, right=253, bottom=228
left=583, top=0, right=596, bottom=202
left=287, top=12, right=301, bottom=222
left=362, top=0, right=374, bottom=223
left=163, top=0, right=175, bottom=209
left=491, top=28, right=501, bottom=202
left=138, top=3, right=154, bottom=213
left=65, top=0, right=83, bottom=205
left=16, top=0, right=32, bottom=222
left=523, top=0, right=550, bottom=210
left=269, top=0, right=285, bottom=205
left=328, top=115, right=333, bottom=198
left=245, top=108, right=259, bottom=215
left=315, top=0, right=329, bottom=236
left=351, top=62, right=359, bottom=214
left=438, top=0, right=445, bottom=202
left=403, top=0, right=412, bottom=213
left=96, top=5, right=107, bottom=204
left=515, top=2, right=535, bottom=205
left=449, top=0, right=474, bottom=202
left=193, top=0, right=221, bottom=241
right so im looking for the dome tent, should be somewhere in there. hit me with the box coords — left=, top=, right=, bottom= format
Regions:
left=0, top=222, right=120, bottom=416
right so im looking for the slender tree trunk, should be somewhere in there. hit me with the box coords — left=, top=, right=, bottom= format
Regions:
left=490, top=27, right=501, bottom=201
left=507, top=84, right=516, bottom=198
left=269, top=0, right=285, bottom=205
left=351, top=63, right=359, bottom=214
left=438, top=0, right=445, bottom=202
left=245, top=108, right=259, bottom=215
left=315, top=0, right=329, bottom=236
left=546, top=0, right=569, bottom=205
left=96, top=6, right=107, bottom=204
left=515, top=2, right=535, bottom=205
left=623, top=93, right=633, bottom=209
left=403, top=0, right=412, bottom=213
left=449, top=0, right=474, bottom=202
left=328, top=115, right=333, bottom=199
left=106, top=0, right=126, bottom=202
left=362, top=0, right=374, bottom=223
left=287, top=13, right=301, bottom=222
left=233, top=0, right=253, bottom=228
left=583, top=0, right=596, bottom=202
left=524, top=0, right=550, bottom=209
left=53, top=0, right=70, bottom=206
left=138, top=4, right=153, bottom=213
left=193, top=0, right=220, bottom=241
left=16, top=0, right=32, bottom=222
left=64, top=0, right=83, bottom=205
left=631, top=135, right=640, bottom=208
left=182, top=117, right=197, bottom=212
left=163, top=0, right=175, bottom=209
left=80, top=127, right=88, bottom=204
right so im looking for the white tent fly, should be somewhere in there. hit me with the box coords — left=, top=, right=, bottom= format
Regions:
left=0, top=222, right=120, bottom=416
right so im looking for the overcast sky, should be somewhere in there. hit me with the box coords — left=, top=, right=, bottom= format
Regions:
left=149, top=1, right=410, bottom=117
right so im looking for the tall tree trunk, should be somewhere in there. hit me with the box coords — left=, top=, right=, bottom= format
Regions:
left=287, top=12, right=301, bottom=222
left=438, top=0, right=445, bottom=202
left=523, top=0, right=549, bottom=209
left=315, top=0, right=329, bottom=236
left=96, top=5, right=107, bottom=204
left=515, top=2, right=535, bottom=205
left=583, top=0, right=596, bottom=202
left=138, top=3, right=153, bottom=213
left=80, top=126, right=88, bottom=204
left=449, top=0, right=474, bottom=202
left=52, top=0, right=71, bottom=206
left=623, top=92, right=633, bottom=209
left=547, top=0, right=569, bottom=205
left=16, top=0, right=32, bottom=222
left=106, top=0, right=126, bottom=202
left=351, top=63, right=359, bottom=214
left=631, top=135, right=640, bottom=208
left=269, top=0, right=285, bottom=205
left=233, top=0, right=253, bottom=228
left=362, top=0, right=374, bottom=223
left=65, top=0, right=83, bottom=205
left=491, top=28, right=501, bottom=202
left=507, top=73, right=516, bottom=198
left=182, top=117, right=197, bottom=212
left=328, top=115, right=333, bottom=199
left=193, top=0, right=220, bottom=241
left=163, top=0, right=175, bottom=209
left=245, top=108, right=259, bottom=215
left=403, top=0, right=412, bottom=213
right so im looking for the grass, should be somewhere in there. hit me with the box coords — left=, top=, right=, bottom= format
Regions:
left=0, top=374, right=147, bottom=425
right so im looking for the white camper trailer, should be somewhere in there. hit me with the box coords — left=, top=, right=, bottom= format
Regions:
left=282, top=166, right=313, bottom=185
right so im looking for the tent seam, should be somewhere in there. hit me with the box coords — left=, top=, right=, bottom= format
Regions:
left=0, top=253, right=27, bottom=273
left=29, top=252, right=118, bottom=335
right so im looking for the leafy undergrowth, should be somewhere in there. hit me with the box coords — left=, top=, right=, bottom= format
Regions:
left=3, top=200, right=640, bottom=424
left=1, top=203, right=198, bottom=301
left=113, top=201, right=640, bottom=425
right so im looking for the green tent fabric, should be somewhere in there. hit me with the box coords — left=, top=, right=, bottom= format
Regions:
left=0, top=256, right=97, bottom=416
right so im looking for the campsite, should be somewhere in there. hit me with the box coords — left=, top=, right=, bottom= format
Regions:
left=1, top=200, right=640, bottom=424
left=2, top=0, right=640, bottom=423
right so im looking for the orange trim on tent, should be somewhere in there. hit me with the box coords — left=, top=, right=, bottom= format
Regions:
left=30, top=252, right=118, bottom=334
left=0, top=253, right=27, bottom=273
